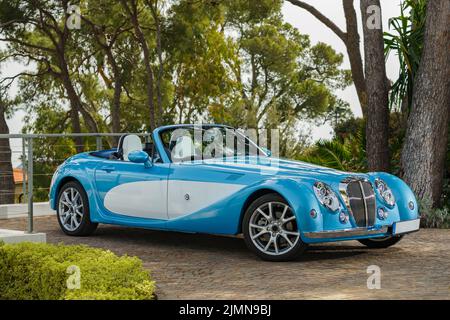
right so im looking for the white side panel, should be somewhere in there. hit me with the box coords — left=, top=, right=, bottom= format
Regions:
left=104, top=181, right=167, bottom=219
left=167, top=181, right=244, bottom=219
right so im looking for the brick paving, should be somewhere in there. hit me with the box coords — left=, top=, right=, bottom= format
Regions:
left=1, top=215, right=449, bottom=299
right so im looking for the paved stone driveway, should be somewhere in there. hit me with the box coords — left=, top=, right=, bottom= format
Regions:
left=1, top=216, right=449, bottom=299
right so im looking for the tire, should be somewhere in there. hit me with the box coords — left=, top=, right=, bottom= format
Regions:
left=56, top=181, right=98, bottom=236
left=358, top=235, right=403, bottom=249
left=243, top=193, right=307, bottom=261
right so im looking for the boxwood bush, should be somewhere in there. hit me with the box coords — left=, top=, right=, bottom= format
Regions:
left=0, top=242, right=155, bottom=300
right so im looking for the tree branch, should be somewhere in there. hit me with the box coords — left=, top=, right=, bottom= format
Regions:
left=0, top=37, right=55, bottom=53
left=285, top=0, right=347, bottom=42
left=0, top=70, right=50, bottom=88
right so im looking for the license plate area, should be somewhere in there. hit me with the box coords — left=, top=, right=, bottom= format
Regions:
left=393, top=219, right=420, bottom=235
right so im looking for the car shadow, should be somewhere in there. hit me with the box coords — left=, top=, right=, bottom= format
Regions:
left=71, top=225, right=378, bottom=262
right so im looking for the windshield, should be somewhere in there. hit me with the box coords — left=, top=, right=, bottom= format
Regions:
left=159, top=126, right=268, bottom=162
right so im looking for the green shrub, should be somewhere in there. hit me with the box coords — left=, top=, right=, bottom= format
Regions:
left=0, top=242, right=155, bottom=300
left=419, top=199, right=450, bottom=229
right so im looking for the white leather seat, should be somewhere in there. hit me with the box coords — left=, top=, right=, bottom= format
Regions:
left=121, top=135, right=143, bottom=161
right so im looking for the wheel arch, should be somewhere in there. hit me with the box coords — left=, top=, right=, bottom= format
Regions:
left=237, top=179, right=324, bottom=236
left=368, top=172, right=419, bottom=221
left=53, top=176, right=83, bottom=209
left=237, top=188, right=288, bottom=234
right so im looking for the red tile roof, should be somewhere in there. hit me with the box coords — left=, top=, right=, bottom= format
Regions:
left=13, top=168, right=25, bottom=184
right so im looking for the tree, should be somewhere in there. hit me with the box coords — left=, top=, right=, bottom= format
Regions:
left=0, top=87, right=14, bottom=205
left=80, top=0, right=134, bottom=143
left=147, top=0, right=165, bottom=127
left=401, top=0, right=450, bottom=207
left=286, top=0, right=391, bottom=171
left=164, top=0, right=238, bottom=124
left=322, top=98, right=353, bottom=129
left=360, top=0, right=390, bottom=172
left=1, top=0, right=355, bottom=173
left=384, top=0, right=427, bottom=114
left=0, top=0, right=97, bottom=152
left=120, top=0, right=158, bottom=131
left=286, top=0, right=367, bottom=116
left=212, top=1, right=351, bottom=155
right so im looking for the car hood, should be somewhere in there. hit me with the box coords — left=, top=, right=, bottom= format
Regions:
left=183, top=156, right=369, bottom=185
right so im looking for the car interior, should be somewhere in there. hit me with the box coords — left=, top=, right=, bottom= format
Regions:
left=90, top=134, right=162, bottom=163
left=90, top=126, right=264, bottom=163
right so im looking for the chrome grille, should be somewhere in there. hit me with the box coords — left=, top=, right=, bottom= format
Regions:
left=339, top=178, right=376, bottom=227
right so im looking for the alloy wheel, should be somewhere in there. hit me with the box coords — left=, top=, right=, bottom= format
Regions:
left=249, top=201, right=300, bottom=256
left=58, top=187, right=84, bottom=232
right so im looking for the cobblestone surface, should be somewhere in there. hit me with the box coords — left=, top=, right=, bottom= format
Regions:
left=1, top=216, right=449, bottom=299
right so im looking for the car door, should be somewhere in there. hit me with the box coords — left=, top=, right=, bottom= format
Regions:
left=94, top=159, right=170, bottom=220
left=167, top=162, right=245, bottom=219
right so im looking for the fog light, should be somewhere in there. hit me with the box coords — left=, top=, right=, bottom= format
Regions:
left=377, top=207, right=388, bottom=220
left=408, top=201, right=415, bottom=210
left=310, top=209, right=317, bottom=219
left=339, top=211, right=349, bottom=223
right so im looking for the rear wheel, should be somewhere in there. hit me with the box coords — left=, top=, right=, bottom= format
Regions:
left=243, top=193, right=307, bottom=261
left=358, top=235, right=403, bottom=248
left=57, top=181, right=98, bottom=236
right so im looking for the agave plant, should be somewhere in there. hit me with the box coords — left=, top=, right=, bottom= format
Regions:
left=384, top=0, right=427, bottom=111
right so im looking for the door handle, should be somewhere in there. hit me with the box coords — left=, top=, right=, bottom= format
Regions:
left=99, top=166, right=115, bottom=172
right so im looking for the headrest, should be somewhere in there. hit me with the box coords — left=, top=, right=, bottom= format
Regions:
left=121, top=135, right=143, bottom=161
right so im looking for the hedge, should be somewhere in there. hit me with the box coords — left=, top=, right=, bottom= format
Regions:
left=0, top=242, right=155, bottom=300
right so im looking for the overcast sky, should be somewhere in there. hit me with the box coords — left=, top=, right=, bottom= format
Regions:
left=3, top=0, right=403, bottom=140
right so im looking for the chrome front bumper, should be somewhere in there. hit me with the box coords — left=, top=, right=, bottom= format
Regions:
left=304, top=219, right=420, bottom=239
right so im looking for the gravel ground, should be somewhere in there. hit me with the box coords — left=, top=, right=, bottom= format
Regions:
left=1, top=215, right=449, bottom=299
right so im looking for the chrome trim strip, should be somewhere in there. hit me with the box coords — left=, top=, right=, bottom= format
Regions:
left=358, top=180, right=369, bottom=227
left=304, top=226, right=389, bottom=239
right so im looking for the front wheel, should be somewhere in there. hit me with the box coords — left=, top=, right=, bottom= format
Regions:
left=243, top=193, right=307, bottom=261
left=358, top=235, right=403, bottom=249
left=57, top=181, right=98, bottom=236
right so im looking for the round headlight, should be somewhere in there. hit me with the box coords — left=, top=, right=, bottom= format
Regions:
left=377, top=207, right=388, bottom=220
left=375, top=179, right=395, bottom=206
left=339, top=210, right=349, bottom=223
left=313, top=182, right=340, bottom=212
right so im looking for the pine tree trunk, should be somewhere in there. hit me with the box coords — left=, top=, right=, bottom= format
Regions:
left=0, top=101, right=15, bottom=205
left=360, top=0, right=390, bottom=172
left=401, top=0, right=450, bottom=207
left=59, top=65, right=84, bottom=154
left=149, top=0, right=164, bottom=127
left=343, top=0, right=367, bottom=116
left=107, top=50, right=122, bottom=145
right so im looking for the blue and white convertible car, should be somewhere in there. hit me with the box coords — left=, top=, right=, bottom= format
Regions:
left=50, top=124, right=420, bottom=261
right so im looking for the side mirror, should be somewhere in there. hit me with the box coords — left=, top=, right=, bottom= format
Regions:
left=128, top=150, right=152, bottom=168
left=261, top=147, right=272, bottom=157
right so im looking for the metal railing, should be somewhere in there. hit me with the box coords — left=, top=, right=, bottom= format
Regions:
left=0, top=133, right=151, bottom=233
